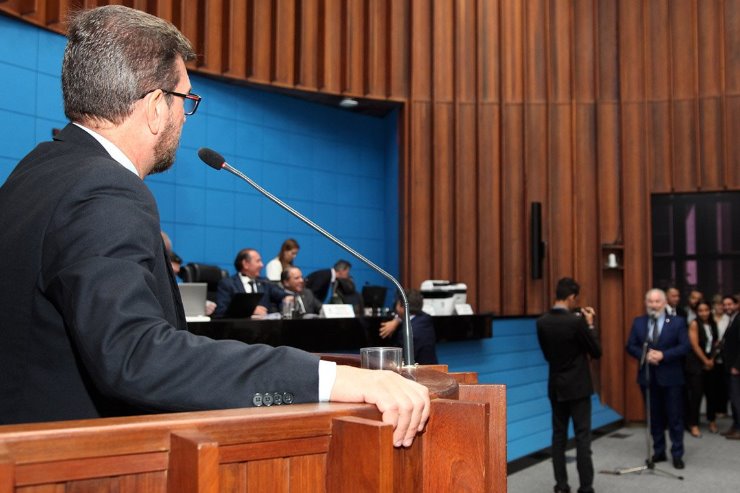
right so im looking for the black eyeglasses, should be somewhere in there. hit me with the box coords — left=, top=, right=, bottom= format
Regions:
left=162, top=90, right=202, bottom=115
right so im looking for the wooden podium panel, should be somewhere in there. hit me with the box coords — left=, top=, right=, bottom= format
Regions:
left=0, top=382, right=506, bottom=492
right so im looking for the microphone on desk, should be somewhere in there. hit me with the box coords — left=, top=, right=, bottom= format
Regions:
left=197, top=147, right=416, bottom=367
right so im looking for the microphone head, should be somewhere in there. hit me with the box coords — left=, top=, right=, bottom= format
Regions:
left=198, top=147, right=225, bottom=170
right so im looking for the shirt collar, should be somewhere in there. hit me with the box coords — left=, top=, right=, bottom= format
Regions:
left=73, top=123, right=140, bottom=177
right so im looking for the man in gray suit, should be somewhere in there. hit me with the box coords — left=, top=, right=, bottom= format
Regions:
left=0, top=6, right=428, bottom=448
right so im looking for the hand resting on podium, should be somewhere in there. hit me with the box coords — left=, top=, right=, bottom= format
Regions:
left=331, top=365, right=430, bottom=448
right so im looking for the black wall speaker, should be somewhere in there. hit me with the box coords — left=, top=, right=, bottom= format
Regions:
left=530, top=202, right=545, bottom=279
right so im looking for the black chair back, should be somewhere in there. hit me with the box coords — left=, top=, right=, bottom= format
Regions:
left=179, top=263, right=228, bottom=301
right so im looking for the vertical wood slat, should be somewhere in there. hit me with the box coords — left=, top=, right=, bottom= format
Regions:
left=0, top=447, right=13, bottom=493
left=288, top=454, right=326, bottom=493
left=477, top=0, right=499, bottom=103
left=455, top=103, right=478, bottom=308
left=321, top=0, right=342, bottom=93
left=410, top=0, right=432, bottom=101
left=477, top=104, right=502, bottom=314
left=432, top=103, right=454, bottom=280
left=458, top=384, right=507, bottom=493
left=168, top=431, right=219, bottom=493
left=422, top=399, right=487, bottom=492
left=387, top=0, right=408, bottom=99
left=366, top=0, right=387, bottom=98
left=251, top=0, right=274, bottom=83
left=199, top=0, right=223, bottom=73
left=501, top=105, right=525, bottom=314
left=326, top=417, right=393, bottom=493
left=274, top=0, right=296, bottom=86
left=432, top=0, right=454, bottom=102
left=345, top=0, right=365, bottom=95
left=246, top=458, right=289, bottom=493
left=297, top=0, right=318, bottom=89
left=228, top=0, right=249, bottom=79
left=407, top=102, right=433, bottom=288
left=549, top=0, right=572, bottom=103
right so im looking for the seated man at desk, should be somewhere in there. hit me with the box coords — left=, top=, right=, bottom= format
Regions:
left=258, top=266, right=322, bottom=317
left=379, top=289, right=438, bottom=364
left=215, top=248, right=279, bottom=317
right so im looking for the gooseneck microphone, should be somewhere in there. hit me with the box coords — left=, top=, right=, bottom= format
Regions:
left=198, top=147, right=416, bottom=367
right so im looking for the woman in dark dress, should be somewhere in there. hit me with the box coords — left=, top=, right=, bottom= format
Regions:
left=685, top=300, right=721, bottom=436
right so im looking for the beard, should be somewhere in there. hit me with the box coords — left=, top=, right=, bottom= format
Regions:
left=647, top=307, right=664, bottom=318
left=148, top=115, right=181, bottom=176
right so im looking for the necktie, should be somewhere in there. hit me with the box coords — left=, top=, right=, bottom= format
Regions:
left=649, top=318, right=658, bottom=343
left=249, top=280, right=257, bottom=293
left=296, top=294, right=306, bottom=314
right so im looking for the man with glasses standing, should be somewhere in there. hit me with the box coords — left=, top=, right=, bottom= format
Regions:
left=0, top=6, right=429, bottom=449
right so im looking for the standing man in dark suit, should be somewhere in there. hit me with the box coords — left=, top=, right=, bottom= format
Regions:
left=665, top=286, right=687, bottom=319
left=0, top=5, right=429, bottom=448
left=536, top=278, right=601, bottom=493
left=720, top=295, right=740, bottom=439
left=626, top=288, right=690, bottom=469
left=305, top=259, right=352, bottom=303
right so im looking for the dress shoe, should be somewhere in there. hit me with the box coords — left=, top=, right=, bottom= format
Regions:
left=673, top=457, right=685, bottom=469
left=726, top=430, right=740, bottom=440
left=708, top=421, right=719, bottom=434
left=689, top=426, right=702, bottom=438
left=721, top=427, right=735, bottom=436
left=651, top=453, right=667, bottom=463
left=553, top=486, right=571, bottom=493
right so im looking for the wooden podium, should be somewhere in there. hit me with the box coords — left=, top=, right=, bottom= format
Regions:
left=0, top=368, right=506, bottom=492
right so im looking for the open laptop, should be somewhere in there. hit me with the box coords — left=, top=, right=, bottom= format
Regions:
left=223, top=292, right=264, bottom=318
left=177, top=282, right=210, bottom=322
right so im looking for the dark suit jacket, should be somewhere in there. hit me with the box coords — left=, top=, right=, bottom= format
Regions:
left=626, top=314, right=690, bottom=387
left=536, top=309, right=602, bottom=401
left=392, top=312, right=438, bottom=365
left=214, top=274, right=277, bottom=317
left=305, top=269, right=333, bottom=302
left=258, top=286, right=322, bottom=316
left=721, top=314, right=740, bottom=373
left=0, top=124, right=319, bottom=425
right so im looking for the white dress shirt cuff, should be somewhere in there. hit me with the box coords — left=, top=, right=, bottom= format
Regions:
left=318, top=360, right=337, bottom=402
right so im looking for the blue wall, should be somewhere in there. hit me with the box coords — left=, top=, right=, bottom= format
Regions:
left=0, top=13, right=400, bottom=296
left=438, top=317, right=622, bottom=461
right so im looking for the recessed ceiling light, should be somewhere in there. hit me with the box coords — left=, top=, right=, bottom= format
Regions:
left=339, top=97, right=358, bottom=108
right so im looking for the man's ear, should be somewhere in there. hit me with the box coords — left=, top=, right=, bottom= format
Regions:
left=145, top=89, right=166, bottom=134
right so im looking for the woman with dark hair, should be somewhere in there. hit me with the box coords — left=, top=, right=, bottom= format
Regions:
left=685, top=300, right=721, bottom=436
left=265, top=238, right=300, bottom=281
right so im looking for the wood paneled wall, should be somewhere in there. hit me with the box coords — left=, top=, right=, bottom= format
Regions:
left=2, top=0, right=738, bottom=419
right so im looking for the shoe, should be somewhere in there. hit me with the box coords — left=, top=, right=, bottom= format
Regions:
left=651, top=453, right=667, bottom=463
left=721, top=427, right=735, bottom=436
left=726, top=430, right=740, bottom=440
left=673, top=457, right=685, bottom=469
left=554, top=486, right=571, bottom=493
left=689, top=426, right=702, bottom=438
left=709, top=421, right=719, bottom=434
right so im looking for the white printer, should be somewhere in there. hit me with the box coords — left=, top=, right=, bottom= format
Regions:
left=420, top=280, right=468, bottom=316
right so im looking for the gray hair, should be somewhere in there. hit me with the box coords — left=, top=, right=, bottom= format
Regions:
left=62, top=6, right=195, bottom=125
left=645, top=288, right=667, bottom=302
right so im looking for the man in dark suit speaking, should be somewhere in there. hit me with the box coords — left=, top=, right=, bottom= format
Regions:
left=0, top=5, right=429, bottom=448
left=626, top=288, right=690, bottom=469
left=536, top=278, right=602, bottom=493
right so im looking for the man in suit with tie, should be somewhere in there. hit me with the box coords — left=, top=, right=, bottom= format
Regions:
left=665, top=286, right=687, bottom=319
left=0, top=5, right=430, bottom=447
left=536, top=278, right=601, bottom=493
left=626, top=288, right=690, bottom=469
left=720, top=295, right=740, bottom=439
left=214, top=248, right=279, bottom=317
left=305, top=259, right=352, bottom=303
